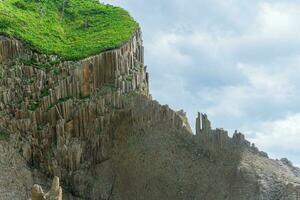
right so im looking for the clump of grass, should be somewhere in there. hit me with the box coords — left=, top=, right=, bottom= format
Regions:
left=40, top=88, right=50, bottom=97
left=0, top=131, right=9, bottom=141
left=13, top=1, right=27, bottom=10
left=47, top=96, right=73, bottom=110
left=0, top=20, right=10, bottom=29
left=79, top=93, right=90, bottom=100
left=58, top=96, right=72, bottom=103
left=46, top=145, right=54, bottom=161
left=28, top=96, right=40, bottom=111
left=0, top=0, right=138, bottom=60
left=18, top=57, right=61, bottom=71
left=28, top=100, right=39, bottom=111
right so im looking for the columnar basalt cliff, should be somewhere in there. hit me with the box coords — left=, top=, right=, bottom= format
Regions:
left=1, top=7, right=300, bottom=200
left=0, top=29, right=154, bottom=199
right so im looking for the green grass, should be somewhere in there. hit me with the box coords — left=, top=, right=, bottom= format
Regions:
left=28, top=99, right=40, bottom=111
left=47, top=96, right=73, bottom=110
left=0, top=0, right=138, bottom=60
left=0, top=131, right=9, bottom=140
left=46, top=144, right=54, bottom=160
left=40, top=87, right=50, bottom=97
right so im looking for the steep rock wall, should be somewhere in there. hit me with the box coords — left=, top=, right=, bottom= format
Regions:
left=0, top=29, right=151, bottom=199
left=1, top=29, right=300, bottom=200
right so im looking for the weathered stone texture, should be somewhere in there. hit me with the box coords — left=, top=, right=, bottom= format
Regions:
left=0, top=36, right=24, bottom=62
left=0, top=30, right=152, bottom=199
left=32, top=176, right=62, bottom=200
left=1, top=29, right=300, bottom=200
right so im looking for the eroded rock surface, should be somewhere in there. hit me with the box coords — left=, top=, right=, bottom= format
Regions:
left=0, top=30, right=300, bottom=200
left=32, top=176, right=62, bottom=200
left=0, top=137, right=33, bottom=199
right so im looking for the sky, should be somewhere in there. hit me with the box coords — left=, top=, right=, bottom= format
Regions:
left=101, top=0, right=300, bottom=166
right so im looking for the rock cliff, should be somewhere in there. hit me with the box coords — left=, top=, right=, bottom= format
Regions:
left=0, top=9, right=300, bottom=200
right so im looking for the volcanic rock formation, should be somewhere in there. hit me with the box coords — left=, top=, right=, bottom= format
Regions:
left=0, top=25, right=300, bottom=200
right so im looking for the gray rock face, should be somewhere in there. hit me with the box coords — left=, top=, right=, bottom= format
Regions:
left=112, top=108, right=300, bottom=200
left=0, top=138, right=33, bottom=199
left=237, top=150, right=300, bottom=199
left=0, top=30, right=300, bottom=200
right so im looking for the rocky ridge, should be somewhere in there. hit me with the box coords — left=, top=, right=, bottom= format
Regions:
left=0, top=27, right=300, bottom=199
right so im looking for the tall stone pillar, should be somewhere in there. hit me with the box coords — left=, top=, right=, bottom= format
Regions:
left=195, top=112, right=211, bottom=135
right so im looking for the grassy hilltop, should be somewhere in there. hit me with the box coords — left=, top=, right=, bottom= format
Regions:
left=0, top=0, right=138, bottom=60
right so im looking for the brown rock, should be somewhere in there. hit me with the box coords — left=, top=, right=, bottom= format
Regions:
left=32, top=177, right=62, bottom=200
left=31, top=184, right=44, bottom=200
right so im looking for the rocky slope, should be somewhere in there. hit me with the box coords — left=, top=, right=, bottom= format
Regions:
left=0, top=12, right=300, bottom=200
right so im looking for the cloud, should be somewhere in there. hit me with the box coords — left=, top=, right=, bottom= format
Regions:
left=102, top=0, right=300, bottom=165
left=258, top=2, right=300, bottom=38
left=237, top=63, right=294, bottom=97
left=252, top=113, right=300, bottom=151
left=248, top=113, right=300, bottom=167
left=147, top=32, right=192, bottom=68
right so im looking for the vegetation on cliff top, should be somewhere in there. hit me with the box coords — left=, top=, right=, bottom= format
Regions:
left=0, top=0, right=138, bottom=60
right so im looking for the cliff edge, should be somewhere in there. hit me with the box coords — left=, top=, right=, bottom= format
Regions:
left=0, top=1, right=300, bottom=200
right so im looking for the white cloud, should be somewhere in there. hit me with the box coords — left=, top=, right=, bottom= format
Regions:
left=258, top=2, right=300, bottom=38
left=102, top=0, right=300, bottom=165
left=147, top=32, right=191, bottom=66
left=197, top=62, right=296, bottom=121
left=237, top=63, right=295, bottom=97
left=250, top=113, right=300, bottom=152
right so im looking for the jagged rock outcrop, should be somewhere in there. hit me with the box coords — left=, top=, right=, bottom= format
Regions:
left=1, top=27, right=300, bottom=200
left=195, top=113, right=300, bottom=199
left=32, top=176, right=62, bottom=200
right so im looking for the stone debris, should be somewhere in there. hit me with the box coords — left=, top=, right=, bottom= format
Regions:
left=31, top=176, right=62, bottom=200
left=31, top=185, right=44, bottom=200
